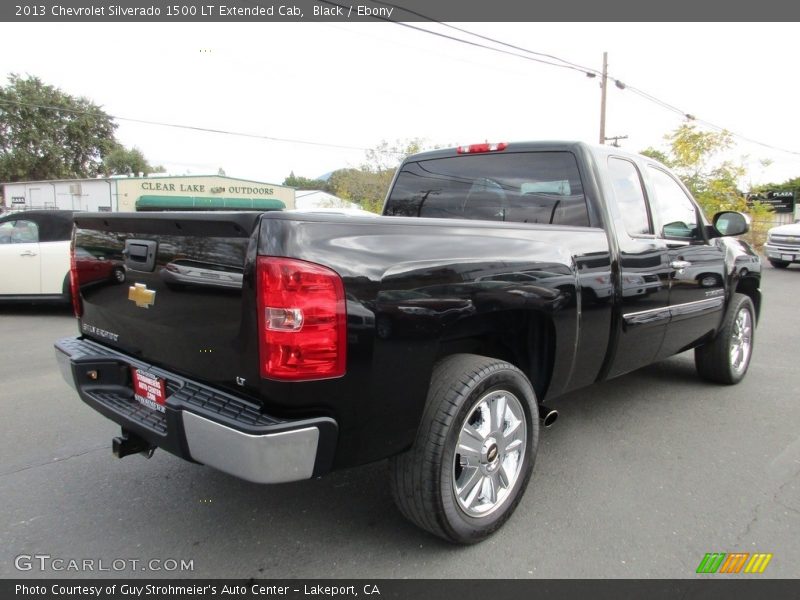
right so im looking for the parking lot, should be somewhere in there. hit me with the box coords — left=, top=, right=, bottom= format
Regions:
left=1, top=266, right=798, bottom=579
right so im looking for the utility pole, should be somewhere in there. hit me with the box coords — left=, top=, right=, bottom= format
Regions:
left=605, top=135, right=628, bottom=148
left=599, top=51, right=608, bottom=145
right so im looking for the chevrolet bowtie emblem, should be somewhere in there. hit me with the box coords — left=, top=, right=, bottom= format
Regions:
left=128, top=283, right=156, bottom=308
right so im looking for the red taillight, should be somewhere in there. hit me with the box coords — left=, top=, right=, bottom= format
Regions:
left=456, top=142, right=508, bottom=154
left=69, top=245, right=82, bottom=318
left=256, top=257, right=346, bottom=381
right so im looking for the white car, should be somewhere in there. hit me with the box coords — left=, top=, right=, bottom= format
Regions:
left=764, top=220, right=800, bottom=269
left=0, top=210, right=74, bottom=302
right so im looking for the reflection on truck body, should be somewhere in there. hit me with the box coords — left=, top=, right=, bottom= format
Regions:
left=160, top=259, right=243, bottom=290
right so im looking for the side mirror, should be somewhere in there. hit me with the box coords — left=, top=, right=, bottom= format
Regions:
left=713, top=211, right=750, bottom=237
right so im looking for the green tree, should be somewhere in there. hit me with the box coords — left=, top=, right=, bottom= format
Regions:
left=642, top=124, right=743, bottom=212
left=326, top=168, right=385, bottom=211
left=641, top=124, right=772, bottom=247
left=102, top=144, right=164, bottom=176
left=751, top=176, right=800, bottom=195
left=283, top=171, right=328, bottom=190
left=0, top=74, right=118, bottom=181
left=639, top=147, right=671, bottom=166
left=328, top=138, right=430, bottom=213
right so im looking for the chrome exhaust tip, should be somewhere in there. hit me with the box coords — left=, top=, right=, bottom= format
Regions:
left=539, top=406, right=558, bottom=428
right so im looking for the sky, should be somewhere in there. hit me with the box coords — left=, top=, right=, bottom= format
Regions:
left=1, top=22, right=798, bottom=188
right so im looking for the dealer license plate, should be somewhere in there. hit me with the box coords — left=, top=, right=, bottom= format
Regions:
left=781, top=254, right=794, bottom=262
left=131, top=368, right=167, bottom=413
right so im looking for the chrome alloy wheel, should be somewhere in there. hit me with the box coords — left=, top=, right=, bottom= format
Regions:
left=453, top=390, right=527, bottom=518
left=730, top=306, right=753, bottom=375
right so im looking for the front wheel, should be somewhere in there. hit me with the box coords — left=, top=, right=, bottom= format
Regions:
left=695, top=293, right=755, bottom=385
left=390, top=354, right=539, bottom=544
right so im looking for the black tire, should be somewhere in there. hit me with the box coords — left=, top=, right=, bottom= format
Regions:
left=390, top=354, right=539, bottom=544
left=112, top=266, right=126, bottom=283
left=695, top=293, right=755, bottom=385
left=61, top=272, right=73, bottom=304
left=768, top=259, right=789, bottom=269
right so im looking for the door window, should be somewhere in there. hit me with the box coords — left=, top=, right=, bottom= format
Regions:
left=0, top=220, right=39, bottom=244
left=647, top=168, right=700, bottom=240
left=608, top=158, right=651, bottom=236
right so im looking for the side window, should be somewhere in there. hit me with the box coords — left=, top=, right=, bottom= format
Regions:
left=608, top=158, right=651, bottom=236
left=647, top=167, right=700, bottom=240
left=13, top=220, right=39, bottom=243
left=0, top=220, right=39, bottom=244
left=0, top=222, right=13, bottom=244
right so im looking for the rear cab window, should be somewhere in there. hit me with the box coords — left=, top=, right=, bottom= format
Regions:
left=384, top=151, right=590, bottom=227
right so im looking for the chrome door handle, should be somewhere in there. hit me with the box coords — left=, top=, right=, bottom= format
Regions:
left=19, top=250, right=37, bottom=257
left=670, top=260, right=691, bottom=271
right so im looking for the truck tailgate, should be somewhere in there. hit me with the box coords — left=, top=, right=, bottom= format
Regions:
left=73, top=212, right=262, bottom=393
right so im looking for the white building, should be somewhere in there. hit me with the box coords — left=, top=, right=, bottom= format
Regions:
left=1, top=175, right=295, bottom=212
left=3, top=177, right=117, bottom=212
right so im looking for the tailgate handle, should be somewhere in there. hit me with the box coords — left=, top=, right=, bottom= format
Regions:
left=124, top=240, right=158, bottom=272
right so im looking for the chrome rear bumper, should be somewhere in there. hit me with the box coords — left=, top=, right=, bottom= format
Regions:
left=54, top=336, right=337, bottom=484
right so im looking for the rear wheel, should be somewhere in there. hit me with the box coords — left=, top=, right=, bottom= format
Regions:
left=61, top=272, right=72, bottom=304
left=768, top=259, right=789, bottom=269
left=390, top=354, right=539, bottom=544
left=695, top=293, right=755, bottom=384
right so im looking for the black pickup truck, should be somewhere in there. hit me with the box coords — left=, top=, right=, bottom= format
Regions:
left=55, top=141, right=761, bottom=543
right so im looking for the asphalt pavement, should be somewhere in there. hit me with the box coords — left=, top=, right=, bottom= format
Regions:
left=1, top=266, right=798, bottom=579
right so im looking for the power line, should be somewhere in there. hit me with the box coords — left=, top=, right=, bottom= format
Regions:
left=689, top=116, right=800, bottom=157
left=609, top=83, right=799, bottom=156
left=356, top=0, right=800, bottom=157
left=624, top=86, right=689, bottom=119
left=369, top=0, right=600, bottom=75
left=3, top=17, right=797, bottom=160
left=316, top=0, right=596, bottom=77
left=0, top=98, right=373, bottom=153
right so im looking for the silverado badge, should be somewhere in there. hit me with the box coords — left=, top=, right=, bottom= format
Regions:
left=128, top=283, right=156, bottom=308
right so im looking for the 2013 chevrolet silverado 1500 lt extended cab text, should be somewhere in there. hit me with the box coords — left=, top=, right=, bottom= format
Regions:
left=55, top=142, right=762, bottom=543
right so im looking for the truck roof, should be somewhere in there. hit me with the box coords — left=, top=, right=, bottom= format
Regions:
left=404, top=140, right=652, bottom=165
